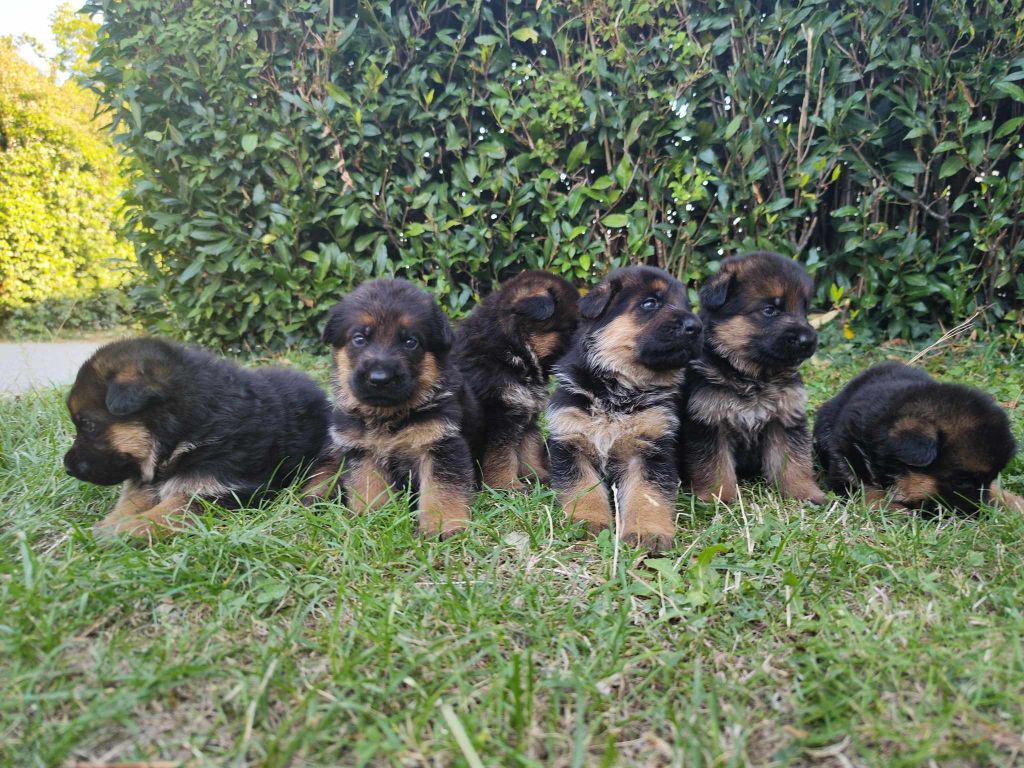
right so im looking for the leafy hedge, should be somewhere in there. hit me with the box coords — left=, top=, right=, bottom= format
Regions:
left=87, top=0, right=1024, bottom=347
left=0, top=39, right=131, bottom=320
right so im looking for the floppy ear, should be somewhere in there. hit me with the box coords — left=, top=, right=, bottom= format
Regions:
left=105, top=375, right=163, bottom=417
left=512, top=293, right=555, bottom=322
left=321, top=302, right=349, bottom=346
left=699, top=270, right=735, bottom=311
left=888, top=426, right=939, bottom=468
left=578, top=279, right=620, bottom=320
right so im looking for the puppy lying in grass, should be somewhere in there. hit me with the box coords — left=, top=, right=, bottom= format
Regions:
left=547, top=266, right=703, bottom=553
left=679, top=251, right=825, bottom=504
left=64, top=338, right=330, bottom=540
left=453, top=270, right=578, bottom=490
left=301, top=279, right=481, bottom=538
left=814, top=360, right=1024, bottom=514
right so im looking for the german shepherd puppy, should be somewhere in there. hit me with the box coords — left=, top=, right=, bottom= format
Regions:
left=64, top=338, right=330, bottom=539
left=301, top=279, right=481, bottom=537
left=453, top=270, right=578, bottom=490
left=814, top=361, right=1023, bottom=514
left=547, top=266, right=703, bottom=552
left=679, top=251, right=824, bottom=504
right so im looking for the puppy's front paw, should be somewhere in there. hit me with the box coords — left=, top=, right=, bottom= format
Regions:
left=622, top=529, right=674, bottom=554
left=93, top=513, right=157, bottom=541
left=418, top=514, right=469, bottom=539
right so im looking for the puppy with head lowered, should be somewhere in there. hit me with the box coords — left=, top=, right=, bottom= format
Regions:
left=814, top=361, right=1023, bottom=514
left=64, top=338, right=331, bottom=539
left=453, top=270, right=578, bottom=490
left=679, top=251, right=824, bottom=504
left=547, top=266, right=703, bottom=552
left=301, top=279, right=481, bottom=537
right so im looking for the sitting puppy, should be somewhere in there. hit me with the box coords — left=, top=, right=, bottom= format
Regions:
left=814, top=361, right=1023, bottom=514
left=64, top=338, right=330, bottom=539
left=679, top=251, right=824, bottom=504
left=301, top=279, right=481, bottom=537
left=547, top=266, right=703, bottom=552
left=453, top=270, right=578, bottom=490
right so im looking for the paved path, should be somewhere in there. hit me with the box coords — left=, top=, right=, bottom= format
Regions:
left=0, top=341, right=102, bottom=395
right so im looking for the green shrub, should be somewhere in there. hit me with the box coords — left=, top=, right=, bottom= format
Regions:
left=86, top=0, right=1024, bottom=348
left=0, top=39, right=132, bottom=321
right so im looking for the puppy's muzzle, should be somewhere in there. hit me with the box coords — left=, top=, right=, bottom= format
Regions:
left=782, top=324, right=817, bottom=357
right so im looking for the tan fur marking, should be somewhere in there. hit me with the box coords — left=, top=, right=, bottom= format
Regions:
left=547, top=405, right=675, bottom=469
left=301, top=457, right=344, bottom=502
left=589, top=314, right=682, bottom=389
left=691, top=432, right=738, bottom=503
left=618, top=457, right=675, bottom=552
left=558, top=458, right=611, bottom=535
left=893, top=472, right=939, bottom=504
left=990, top=482, right=1024, bottom=513
left=482, top=443, right=523, bottom=491
left=106, top=423, right=157, bottom=481
left=712, top=315, right=756, bottom=359
left=94, top=493, right=194, bottom=540
left=517, top=427, right=550, bottom=483
left=113, top=367, right=142, bottom=385
left=417, top=454, right=471, bottom=537
left=650, top=278, right=669, bottom=292
left=334, top=418, right=456, bottom=460
left=345, top=458, right=391, bottom=513
left=98, top=481, right=158, bottom=531
left=762, top=423, right=825, bottom=503
left=529, top=330, right=563, bottom=362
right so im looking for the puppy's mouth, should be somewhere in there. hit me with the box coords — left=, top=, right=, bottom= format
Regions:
left=350, top=376, right=417, bottom=408
left=63, top=449, right=135, bottom=485
left=637, top=341, right=699, bottom=371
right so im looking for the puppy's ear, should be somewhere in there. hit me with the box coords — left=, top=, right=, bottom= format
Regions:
left=699, top=271, right=735, bottom=311
left=512, top=293, right=555, bottom=322
left=321, top=302, right=349, bottom=346
left=105, top=372, right=164, bottom=416
left=888, top=423, right=939, bottom=467
left=578, top=278, right=620, bottom=320
left=430, top=305, right=455, bottom=354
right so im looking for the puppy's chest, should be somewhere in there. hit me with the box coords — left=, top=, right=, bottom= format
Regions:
left=330, top=418, right=454, bottom=460
left=549, top=404, right=676, bottom=467
left=688, top=381, right=806, bottom=437
left=501, top=380, right=548, bottom=414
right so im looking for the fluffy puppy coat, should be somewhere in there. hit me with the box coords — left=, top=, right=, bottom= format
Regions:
left=452, top=270, right=578, bottom=490
left=301, top=279, right=481, bottom=537
left=679, top=251, right=824, bottom=504
left=814, top=361, right=1023, bottom=514
left=547, top=266, right=703, bottom=552
left=64, top=337, right=330, bottom=539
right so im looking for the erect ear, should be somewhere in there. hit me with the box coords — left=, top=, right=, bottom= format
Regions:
left=321, top=301, right=349, bottom=346
left=888, top=424, right=939, bottom=468
left=699, top=270, right=735, bottom=311
left=512, top=292, right=555, bottom=322
left=578, top=278, right=621, bottom=320
left=105, top=372, right=164, bottom=417
left=431, top=305, right=455, bottom=354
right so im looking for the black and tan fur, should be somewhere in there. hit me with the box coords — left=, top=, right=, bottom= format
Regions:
left=547, top=266, right=703, bottom=552
left=453, top=270, right=578, bottom=490
left=64, top=338, right=330, bottom=540
left=814, top=361, right=1023, bottom=514
left=679, top=252, right=824, bottom=504
left=301, top=279, right=481, bottom=537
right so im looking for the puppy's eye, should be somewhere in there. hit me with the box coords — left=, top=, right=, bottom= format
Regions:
left=350, top=332, right=368, bottom=348
left=403, top=337, right=420, bottom=350
left=763, top=304, right=780, bottom=318
left=639, top=297, right=661, bottom=312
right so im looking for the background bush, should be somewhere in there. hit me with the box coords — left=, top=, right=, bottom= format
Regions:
left=87, top=0, right=1024, bottom=348
left=0, top=38, right=132, bottom=329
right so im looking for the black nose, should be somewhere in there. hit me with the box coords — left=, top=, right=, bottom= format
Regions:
left=682, top=316, right=703, bottom=339
left=366, top=368, right=394, bottom=387
left=789, top=329, right=816, bottom=353
left=64, top=453, right=87, bottom=476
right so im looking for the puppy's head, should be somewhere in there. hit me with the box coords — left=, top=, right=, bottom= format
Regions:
left=700, top=251, right=816, bottom=375
left=494, top=270, right=579, bottom=368
left=322, top=279, right=453, bottom=411
left=881, top=385, right=1017, bottom=514
left=579, top=266, right=702, bottom=385
left=64, top=338, right=175, bottom=485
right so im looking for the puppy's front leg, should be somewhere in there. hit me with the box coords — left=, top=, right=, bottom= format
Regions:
left=517, top=424, right=550, bottom=484
left=97, top=492, right=195, bottom=541
left=481, top=418, right=530, bottom=491
left=417, top=435, right=475, bottom=538
left=684, top=420, right=738, bottom=503
left=94, top=481, right=159, bottom=536
left=550, top=438, right=611, bottom=535
left=301, top=453, right=345, bottom=505
left=762, top=421, right=825, bottom=504
left=989, top=481, right=1024, bottom=512
left=618, top=443, right=677, bottom=553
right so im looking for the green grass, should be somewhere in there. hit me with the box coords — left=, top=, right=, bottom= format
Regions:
left=2, top=343, right=1023, bottom=767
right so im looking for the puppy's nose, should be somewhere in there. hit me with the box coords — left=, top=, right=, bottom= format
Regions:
left=789, top=329, right=817, bottom=353
left=682, top=316, right=703, bottom=339
left=366, top=368, right=394, bottom=387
